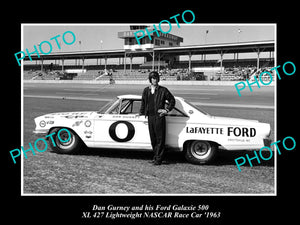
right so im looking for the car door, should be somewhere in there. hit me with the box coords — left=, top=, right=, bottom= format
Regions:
left=93, top=98, right=152, bottom=149
left=165, top=106, right=189, bottom=149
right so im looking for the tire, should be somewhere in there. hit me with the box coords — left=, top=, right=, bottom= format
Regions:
left=48, top=128, right=82, bottom=154
left=184, top=140, right=217, bottom=164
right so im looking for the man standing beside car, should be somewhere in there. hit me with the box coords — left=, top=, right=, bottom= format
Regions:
left=140, top=71, right=175, bottom=165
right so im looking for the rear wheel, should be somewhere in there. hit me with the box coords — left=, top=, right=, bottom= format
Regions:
left=184, top=140, right=217, bottom=164
left=48, top=128, right=83, bottom=154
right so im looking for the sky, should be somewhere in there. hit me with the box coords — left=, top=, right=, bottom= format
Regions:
left=22, top=24, right=275, bottom=64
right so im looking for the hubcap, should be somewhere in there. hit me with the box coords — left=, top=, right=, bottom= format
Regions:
left=191, top=141, right=211, bottom=159
left=56, top=130, right=74, bottom=149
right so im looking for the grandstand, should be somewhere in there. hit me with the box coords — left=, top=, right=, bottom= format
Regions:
left=24, top=57, right=274, bottom=82
left=23, top=25, right=275, bottom=82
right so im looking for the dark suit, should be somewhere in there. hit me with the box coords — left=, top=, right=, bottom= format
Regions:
left=140, top=85, right=175, bottom=163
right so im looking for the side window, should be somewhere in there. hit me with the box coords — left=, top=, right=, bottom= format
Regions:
left=120, top=99, right=131, bottom=113
left=109, top=102, right=121, bottom=114
left=116, top=99, right=186, bottom=116
left=120, top=100, right=142, bottom=114
left=167, top=107, right=188, bottom=117
left=166, top=102, right=188, bottom=117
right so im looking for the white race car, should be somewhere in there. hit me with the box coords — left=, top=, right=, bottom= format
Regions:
left=33, top=95, right=272, bottom=164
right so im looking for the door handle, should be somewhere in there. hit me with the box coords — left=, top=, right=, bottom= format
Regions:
left=143, top=121, right=148, bottom=125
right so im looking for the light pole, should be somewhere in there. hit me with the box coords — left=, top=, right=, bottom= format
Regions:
left=79, top=40, right=82, bottom=51
left=236, top=28, right=242, bottom=66
left=237, top=28, right=242, bottom=43
left=100, top=40, right=103, bottom=50
left=203, top=30, right=209, bottom=62
left=204, top=30, right=209, bottom=44
left=99, top=40, right=103, bottom=67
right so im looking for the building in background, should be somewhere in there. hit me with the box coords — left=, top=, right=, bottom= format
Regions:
left=118, top=25, right=183, bottom=50
left=118, top=25, right=184, bottom=68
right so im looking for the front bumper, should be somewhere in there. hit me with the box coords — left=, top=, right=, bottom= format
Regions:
left=33, top=129, right=48, bottom=137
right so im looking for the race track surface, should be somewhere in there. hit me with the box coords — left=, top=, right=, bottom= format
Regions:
left=22, top=82, right=275, bottom=194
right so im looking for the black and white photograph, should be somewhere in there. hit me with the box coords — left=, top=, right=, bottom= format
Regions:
left=21, top=23, right=276, bottom=195
left=4, top=5, right=298, bottom=225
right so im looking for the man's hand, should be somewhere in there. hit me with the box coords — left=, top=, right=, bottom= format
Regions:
left=158, top=109, right=168, bottom=117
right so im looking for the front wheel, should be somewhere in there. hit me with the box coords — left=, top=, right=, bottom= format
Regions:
left=184, top=140, right=217, bottom=164
left=48, top=128, right=83, bottom=154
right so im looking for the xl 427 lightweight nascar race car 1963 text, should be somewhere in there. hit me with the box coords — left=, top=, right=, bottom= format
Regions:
left=33, top=95, right=271, bottom=165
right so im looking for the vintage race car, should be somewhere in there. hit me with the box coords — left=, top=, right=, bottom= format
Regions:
left=33, top=95, right=272, bottom=164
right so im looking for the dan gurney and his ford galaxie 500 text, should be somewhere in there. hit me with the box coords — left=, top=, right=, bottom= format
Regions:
left=33, top=95, right=271, bottom=164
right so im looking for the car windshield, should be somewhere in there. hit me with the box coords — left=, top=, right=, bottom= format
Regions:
left=184, top=99, right=210, bottom=116
left=98, top=98, right=120, bottom=114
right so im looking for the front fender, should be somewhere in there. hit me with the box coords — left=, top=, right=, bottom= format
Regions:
left=47, top=119, right=94, bottom=144
left=34, top=116, right=93, bottom=142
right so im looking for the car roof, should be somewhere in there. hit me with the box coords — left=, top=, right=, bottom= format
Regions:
left=117, top=94, right=183, bottom=101
left=117, top=94, right=141, bottom=99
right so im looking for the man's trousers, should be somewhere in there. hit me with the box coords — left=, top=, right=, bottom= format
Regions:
left=147, top=115, right=166, bottom=162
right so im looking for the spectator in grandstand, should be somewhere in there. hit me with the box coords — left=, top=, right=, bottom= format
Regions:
left=140, top=71, right=175, bottom=165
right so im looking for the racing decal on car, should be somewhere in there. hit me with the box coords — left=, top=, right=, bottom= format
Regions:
left=72, top=120, right=83, bottom=127
left=85, top=120, right=92, bottom=127
left=109, top=121, right=135, bottom=142
left=84, top=130, right=93, bottom=139
left=39, top=120, right=54, bottom=127
left=186, top=127, right=224, bottom=134
left=112, top=115, right=136, bottom=119
left=185, top=126, right=256, bottom=137
left=227, top=127, right=256, bottom=137
left=227, top=138, right=251, bottom=142
left=39, top=120, right=46, bottom=127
